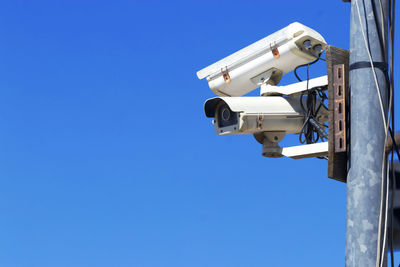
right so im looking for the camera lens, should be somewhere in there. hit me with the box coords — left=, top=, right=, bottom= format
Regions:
left=217, top=103, right=237, bottom=128
left=221, top=107, right=231, bottom=121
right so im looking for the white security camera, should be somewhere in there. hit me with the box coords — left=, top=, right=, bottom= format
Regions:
left=204, top=96, right=305, bottom=136
left=197, top=22, right=327, bottom=96
left=203, top=76, right=329, bottom=158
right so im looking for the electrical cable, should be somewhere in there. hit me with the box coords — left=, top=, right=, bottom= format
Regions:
left=378, top=0, right=386, bottom=53
left=389, top=0, right=394, bottom=265
left=379, top=90, right=392, bottom=267
left=389, top=0, right=396, bottom=266
left=371, top=0, right=387, bottom=61
left=377, top=0, right=397, bottom=266
left=378, top=51, right=394, bottom=267
left=382, top=154, right=391, bottom=267
left=390, top=147, right=395, bottom=267
left=386, top=1, right=398, bottom=266
left=294, top=57, right=320, bottom=83
left=389, top=129, right=400, bottom=160
left=293, top=55, right=329, bottom=148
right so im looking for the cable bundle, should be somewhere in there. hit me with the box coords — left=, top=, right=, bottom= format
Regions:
left=293, top=58, right=329, bottom=145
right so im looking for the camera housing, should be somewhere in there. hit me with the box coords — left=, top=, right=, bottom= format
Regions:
left=204, top=96, right=306, bottom=135
left=197, top=22, right=327, bottom=96
left=204, top=94, right=329, bottom=158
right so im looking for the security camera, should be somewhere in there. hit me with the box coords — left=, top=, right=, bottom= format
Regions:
left=196, top=22, right=327, bottom=96
left=203, top=77, right=329, bottom=158
left=204, top=96, right=306, bottom=136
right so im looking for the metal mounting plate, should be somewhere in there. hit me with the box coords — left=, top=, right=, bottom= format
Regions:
left=333, top=64, right=346, bottom=152
left=326, top=46, right=349, bottom=182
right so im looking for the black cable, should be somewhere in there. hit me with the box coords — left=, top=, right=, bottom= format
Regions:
left=371, top=0, right=387, bottom=63
left=295, top=58, right=329, bottom=149
left=389, top=128, right=400, bottom=160
left=388, top=0, right=396, bottom=266
left=390, top=145, right=395, bottom=267
left=390, top=2, right=396, bottom=264
left=294, top=57, right=320, bottom=82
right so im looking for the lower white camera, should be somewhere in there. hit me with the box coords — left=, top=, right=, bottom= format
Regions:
left=204, top=77, right=329, bottom=158
left=205, top=96, right=306, bottom=136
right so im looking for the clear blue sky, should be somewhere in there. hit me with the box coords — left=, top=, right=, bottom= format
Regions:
left=0, top=1, right=398, bottom=267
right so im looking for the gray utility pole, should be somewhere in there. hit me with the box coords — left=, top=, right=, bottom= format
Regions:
left=346, top=0, right=389, bottom=266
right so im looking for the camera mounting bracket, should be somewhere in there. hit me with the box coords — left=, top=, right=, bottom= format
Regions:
left=260, top=75, right=328, bottom=96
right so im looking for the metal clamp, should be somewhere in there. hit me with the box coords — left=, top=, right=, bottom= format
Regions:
left=221, top=67, right=231, bottom=83
left=270, top=42, right=280, bottom=58
left=257, top=114, right=264, bottom=130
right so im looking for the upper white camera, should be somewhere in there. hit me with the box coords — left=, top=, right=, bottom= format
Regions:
left=196, top=22, right=327, bottom=96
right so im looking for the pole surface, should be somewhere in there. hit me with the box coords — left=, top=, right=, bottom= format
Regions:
left=346, top=0, right=389, bottom=266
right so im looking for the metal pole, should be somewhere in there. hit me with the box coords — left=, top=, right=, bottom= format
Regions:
left=346, top=0, right=389, bottom=266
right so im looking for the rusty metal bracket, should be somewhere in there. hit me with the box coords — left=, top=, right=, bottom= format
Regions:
left=333, top=64, right=346, bottom=152
left=326, top=46, right=349, bottom=182
left=221, top=67, right=231, bottom=83
left=257, top=114, right=264, bottom=130
left=270, top=42, right=280, bottom=58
